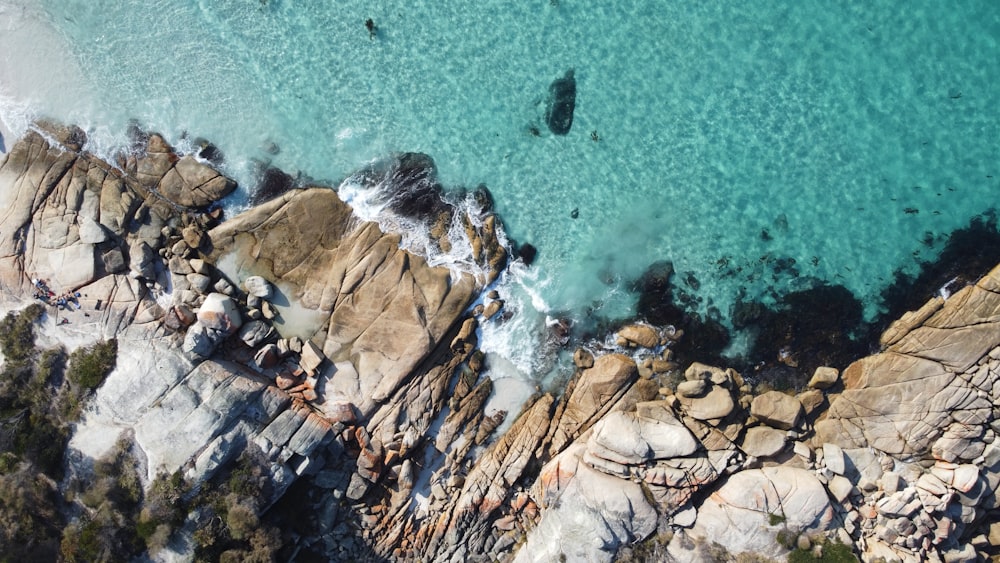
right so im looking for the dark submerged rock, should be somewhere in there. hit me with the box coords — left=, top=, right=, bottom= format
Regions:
left=876, top=210, right=1000, bottom=333
left=517, top=243, right=537, bottom=266
left=472, top=183, right=494, bottom=213
left=355, top=153, right=449, bottom=222
left=249, top=164, right=296, bottom=206
left=545, top=69, right=577, bottom=135
left=630, top=260, right=731, bottom=364
left=740, top=284, right=869, bottom=389
left=194, top=137, right=225, bottom=165
left=125, top=119, right=149, bottom=155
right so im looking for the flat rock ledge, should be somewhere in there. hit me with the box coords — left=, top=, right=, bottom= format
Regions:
left=5, top=123, right=1000, bottom=563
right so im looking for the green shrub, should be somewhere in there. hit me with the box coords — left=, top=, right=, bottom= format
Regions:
left=0, top=304, right=43, bottom=365
left=67, top=339, right=117, bottom=391
left=0, top=452, right=17, bottom=474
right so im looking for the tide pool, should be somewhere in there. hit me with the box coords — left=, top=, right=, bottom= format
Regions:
left=1, top=0, right=998, bottom=386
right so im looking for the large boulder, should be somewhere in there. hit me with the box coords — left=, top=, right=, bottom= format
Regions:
left=617, top=324, right=660, bottom=348
left=519, top=443, right=658, bottom=563
left=547, top=354, right=638, bottom=454
left=197, top=292, right=243, bottom=335
left=669, top=467, right=835, bottom=561
left=751, top=391, right=802, bottom=430
left=678, top=385, right=735, bottom=422
left=244, top=275, right=273, bottom=299
left=587, top=409, right=698, bottom=467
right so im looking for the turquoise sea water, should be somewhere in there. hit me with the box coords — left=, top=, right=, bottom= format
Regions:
left=1, top=1, right=998, bottom=389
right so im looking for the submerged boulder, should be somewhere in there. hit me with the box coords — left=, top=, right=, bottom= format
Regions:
left=545, top=69, right=577, bottom=135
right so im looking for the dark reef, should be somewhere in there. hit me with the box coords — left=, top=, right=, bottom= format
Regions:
left=630, top=261, right=731, bottom=366
left=545, top=69, right=577, bottom=136
left=625, top=210, right=1000, bottom=390
left=249, top=165, right=297, bottom=206
left=875, top=210, right=1000, bottom=334
left=355, top=152, right=449, bottom=222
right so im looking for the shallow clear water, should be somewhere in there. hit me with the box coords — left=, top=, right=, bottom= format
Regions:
left=2, top=1, right=999, bottom=387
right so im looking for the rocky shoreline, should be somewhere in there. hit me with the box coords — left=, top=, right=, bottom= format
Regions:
left=2, top=122, right=1000, bottom=562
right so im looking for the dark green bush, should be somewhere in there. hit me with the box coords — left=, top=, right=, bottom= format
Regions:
left=0, top=304, right=43, bottom=365
left=67, top=339, right=117, bottom=391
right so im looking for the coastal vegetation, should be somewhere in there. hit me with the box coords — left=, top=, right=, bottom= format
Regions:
left=0, top=304, right=287, bottom=562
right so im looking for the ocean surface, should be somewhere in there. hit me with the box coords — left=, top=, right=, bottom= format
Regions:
left=1, top=1, right=998, bottom=406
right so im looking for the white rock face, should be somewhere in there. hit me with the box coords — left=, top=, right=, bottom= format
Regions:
left=77, top=216, right=108, bottom=244
left=670, top=467, right=834, bottom=561
left=516, top=444, right=658, bottom=563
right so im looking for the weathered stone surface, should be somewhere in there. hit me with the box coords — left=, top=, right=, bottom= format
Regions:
left=796, top=389, right=825, bottom=415
left=676, top=379, right=707, bottom=398
left=244, top=275, right=273, bottom=299
left=12, top=122, right=1000, bottom=563
left=196, top=292, right=242, bottom=335
left=816, top=351, right=992, bottom=456
left=155, top=154, right=236, bottom=208
left=517, top=443, right=657, bottom=563
left=456, top=394, right=554, bottom=516
left=741, top=426, right=787, bottom=458
left=129, top=240, right=158, bottom=280
left=299, top=340, right=325, bottom=374
left=678, top=385, right=735, bottom=421
left=573, top=347, right=594, bottom=369
left=827, top=475, right=854, bottom=503
left=186, top=272, right=212, bottom=294
left=239, top=320, right=275, bottom=348
left=78, top=216, right=108, bottom=244
left=587, top=409, right=698, bottom=466
left=823, top=443, right=846, bottom=475
left=617, top=323, right=660, bottom=348
left=670, top=467, right=834, bottom=561
left=547, top=354, right=637, bottom=454
left=182, top=322, right=221, bottom=357
left=209, top=188, right=480, bottom=417
left=808, top=366, right=840, bottom=389
left=751, top=391, right=802, bottom=430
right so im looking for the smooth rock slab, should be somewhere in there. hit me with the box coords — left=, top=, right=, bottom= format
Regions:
left=741, top=426, right=787, bottom=458
left=751, top=391, right=802, bottom=430
left=679, top=385, right=735, bottom=421
left=670, top=466, right=834, bottom=561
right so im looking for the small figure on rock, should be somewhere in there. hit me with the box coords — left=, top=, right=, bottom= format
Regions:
left=365, top=18, right=378, bottom=40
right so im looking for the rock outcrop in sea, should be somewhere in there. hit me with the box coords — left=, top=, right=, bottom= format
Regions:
left=2, top=122, right=1000, bottom=562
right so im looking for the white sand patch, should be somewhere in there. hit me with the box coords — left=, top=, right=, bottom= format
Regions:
left=481, top=354, right=538, bottom=437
